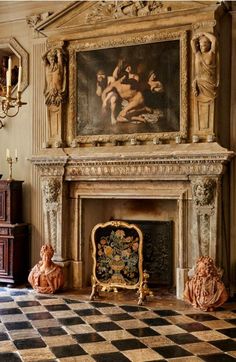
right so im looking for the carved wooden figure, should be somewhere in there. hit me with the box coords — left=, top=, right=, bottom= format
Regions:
left=184, top=256, right=228, bottom=311
left=28, top=244, right=64, bottom=294
left=42, top=46, right=67, bottom=146
left=191, top=31, right=218, bottom=131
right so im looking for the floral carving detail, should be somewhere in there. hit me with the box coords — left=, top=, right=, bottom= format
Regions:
left=192, top=178, right=216, bottom=207
left=42, top=178, right=61, bottom=206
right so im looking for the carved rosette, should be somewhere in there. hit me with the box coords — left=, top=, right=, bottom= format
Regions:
left=42, top=178, right=61, bottom=252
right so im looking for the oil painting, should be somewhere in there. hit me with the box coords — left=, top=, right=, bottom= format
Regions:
left=76, top=39, right=180, bottom=137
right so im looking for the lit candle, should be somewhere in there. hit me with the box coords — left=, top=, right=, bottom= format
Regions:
left=17, top=64, right=22, bottom=92
left=6, top=148, right=10, bottom=160
left=15, top=149, right=18, bottom=159
left=8, top=57, right=12, bottom=86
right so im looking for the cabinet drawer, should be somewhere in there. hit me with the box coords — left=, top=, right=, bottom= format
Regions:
left=0, top=227, right=9, bottom=236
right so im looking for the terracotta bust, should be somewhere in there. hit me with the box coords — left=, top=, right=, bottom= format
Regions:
left=28, top=244, right=64, bottom=294
left=184, top=256, right=228, bottom=311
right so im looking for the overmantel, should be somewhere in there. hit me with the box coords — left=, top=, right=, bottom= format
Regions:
left=30, top=143, right=234, bottom=181
left=36, top=1, right=221, bottom=41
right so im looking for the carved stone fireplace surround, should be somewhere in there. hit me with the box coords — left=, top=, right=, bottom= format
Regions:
left=31, top=142, right=233, bottom=299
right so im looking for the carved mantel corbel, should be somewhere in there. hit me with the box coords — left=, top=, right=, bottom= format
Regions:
left=191, top=176, right=219, bottom=259
left=32, top=155, right=68, bottom=262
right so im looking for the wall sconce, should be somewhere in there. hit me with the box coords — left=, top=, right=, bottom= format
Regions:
left=0, top=37, right=29, bottom=129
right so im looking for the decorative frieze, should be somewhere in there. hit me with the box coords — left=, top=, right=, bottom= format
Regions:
left=66, top=159, right=225, bottom=180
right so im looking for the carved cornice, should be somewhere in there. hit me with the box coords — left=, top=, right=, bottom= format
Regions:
left=31, top=144, right=234, bottom=180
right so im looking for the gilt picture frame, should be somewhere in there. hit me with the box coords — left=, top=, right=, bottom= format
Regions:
left=68, top=30, right=187, bottom=145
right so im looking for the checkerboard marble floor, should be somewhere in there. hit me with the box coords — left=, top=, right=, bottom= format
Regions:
left=0, top=287, right=236, bottom=361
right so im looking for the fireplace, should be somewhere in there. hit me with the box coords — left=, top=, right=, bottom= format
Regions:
left=32, top=142, right=234, bottom=299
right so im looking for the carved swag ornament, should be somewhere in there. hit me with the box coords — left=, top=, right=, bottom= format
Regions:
left=86, top=1, right=171, bottom=24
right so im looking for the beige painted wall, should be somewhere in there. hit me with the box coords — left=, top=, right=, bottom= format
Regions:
left=0, top=1, right=69, bottom=267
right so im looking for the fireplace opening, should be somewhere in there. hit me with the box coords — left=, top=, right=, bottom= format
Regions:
left=124, top=220, right=173, bottom=288
left=80, top=198, right=177, bottom=288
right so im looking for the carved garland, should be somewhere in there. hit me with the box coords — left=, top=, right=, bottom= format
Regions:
left=67, top=29, right=188, bottom=145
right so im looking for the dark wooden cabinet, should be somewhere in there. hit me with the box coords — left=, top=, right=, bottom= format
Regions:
left=0, top=180, right=28, bottom=285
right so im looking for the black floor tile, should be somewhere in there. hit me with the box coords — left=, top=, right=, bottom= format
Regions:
left=108, top=313, right=135, bottom=321
left=166, top=332, right=200, bottom=344
left=63, top=298, right=82, bottom=304
left=119, top=305, right=148, bottom=312
left=186, top=313, right=218, bottom=321
left=91, top=321, right=122, bottom=332
left=0, top=296, right=13, bottom=302
left=17, top=300, right=40, bottom=307
left=38, top=326, right=68, bottom=336
left=73, top=332, right=105, bottom=343
left=142, top=317, right=171, bottom=326
left=58, top=316, right=85, bottom=325
left=154, top=309, right=180, bottom=316
left=154, top=345, right=192, bottom=358
left=89, top=302, right=113, bottom=308
left=0, top=308, right=22, bottom=315
left=26, top=312, right=53, bottom=320
left=217, top=327, right=236, bottom=338
left=75, top=308, right=102, bottom=316
left=0, top=332, right=9, bottom=341
left=127, top=327, right=159, bottom=337
left=177, top=322, right=210, bottom=332
left=210, top=338, right=236, bottom=351
left=51, top=344, right=87, bottom=358
left=45, top=304, right=71, bottom=311
left=14, top=337, right=46, bottom=350
left=9, top=290, right=28, bottom=296
left=199, top=353, right=236, bottom=362
left=225, top=318, right=236, bottom=325
left=0, top=353, right=22, bottom=362
left=35, top=295, right=56, bottom=300
left=5, top=321, right=33, bottom=330
left=92, top=352, right=131, bottom=362
left=111, top=338, right=147, bottom=350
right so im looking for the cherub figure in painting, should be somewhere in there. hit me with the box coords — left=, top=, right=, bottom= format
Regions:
left=191, top=32, right=218, bottom=102
left=184, top=256, right=228, bottom=312
left=28, top=244, right=64, bottom=294
left=97, top=58, right=164, bottom=124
